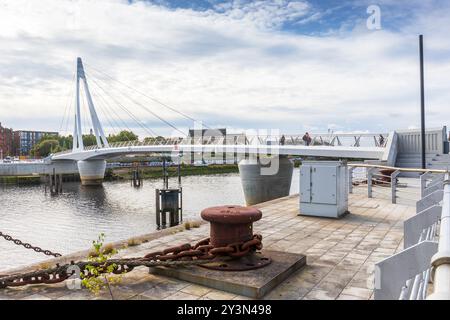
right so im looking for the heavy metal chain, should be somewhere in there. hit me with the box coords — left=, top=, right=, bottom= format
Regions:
left=0, top=234, right=262, bottom=289
left=0, top=231, right=62, bottom=258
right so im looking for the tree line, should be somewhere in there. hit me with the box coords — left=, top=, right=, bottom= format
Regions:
left=31, top=130, right=139, bottom=157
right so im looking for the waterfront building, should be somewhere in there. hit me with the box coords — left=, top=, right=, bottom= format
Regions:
left=13, top=130, right=58, bottom=156
left=0, top=122, right=14, bottom=159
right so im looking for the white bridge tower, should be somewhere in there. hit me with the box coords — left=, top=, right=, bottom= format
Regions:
left=72, top=57, right=108, bottom=186
left=73, top=57, right=109, bottom=151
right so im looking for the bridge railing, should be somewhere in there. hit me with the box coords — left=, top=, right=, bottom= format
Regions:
left=78, top=133, right=390, bottom=150
left=50, top=132, right=389, bottom=157
left=348, top=163, right=447, bottom=205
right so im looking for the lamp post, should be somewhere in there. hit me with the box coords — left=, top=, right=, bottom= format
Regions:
left=419, top=35, right=426, bottom=169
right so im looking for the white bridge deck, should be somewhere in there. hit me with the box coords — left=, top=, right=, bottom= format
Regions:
left=51, top=144, right=385, bottom=161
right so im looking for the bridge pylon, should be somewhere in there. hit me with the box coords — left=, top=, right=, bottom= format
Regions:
left=72, top=57, right=109, bottom=151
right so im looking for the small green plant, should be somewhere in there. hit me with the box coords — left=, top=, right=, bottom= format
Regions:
left=81, top=233, right=123, bottom=298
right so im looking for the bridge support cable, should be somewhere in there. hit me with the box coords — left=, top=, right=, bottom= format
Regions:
left=80, top=87, right=91, bottom=138
left=91, top=85, right=148, bottom=143
left=90, top=90, right=120, bottom=137
left=59, top=72, right=76, bottom=136
left=87, top=74, right=159, bottom=138
left=88, top=78, right=140, bottom=139
left=90, top=88, right=141, bottom=142
left=84, top=62, right=212, bottom=130
left=83, top=77, right=133, bottom=139
left=85, top=71, right=186, bottom=137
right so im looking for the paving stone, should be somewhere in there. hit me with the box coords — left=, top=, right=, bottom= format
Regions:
left=180, top=284, right=212, bottom=297
left=340, top=286, right=373, bottom=299
left=303, top=289, right=339, bottom=300
left=165, top=291, right=200, bottom=300
left=202, top=290, right=237, bottom=300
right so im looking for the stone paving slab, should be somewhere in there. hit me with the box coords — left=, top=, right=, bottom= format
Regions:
left=0, top=184, right=417, bottom=300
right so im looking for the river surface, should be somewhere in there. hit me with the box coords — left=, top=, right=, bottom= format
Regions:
left=0, top=171, right=300, bottom=271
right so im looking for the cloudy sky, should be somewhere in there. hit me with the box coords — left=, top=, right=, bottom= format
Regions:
left=0, top=0, right=449, bottom=138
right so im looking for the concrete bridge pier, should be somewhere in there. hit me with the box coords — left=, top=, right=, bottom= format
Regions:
left=77, top=160, right=106, bottom=186
left=238, top=156, right=294, bottom=206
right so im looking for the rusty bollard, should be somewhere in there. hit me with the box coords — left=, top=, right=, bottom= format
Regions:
left=200, top=205, right=271, bottom=271
left=201, top=205, right=261, bottom=247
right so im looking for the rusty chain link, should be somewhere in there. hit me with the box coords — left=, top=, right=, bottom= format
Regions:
left=0, top=231, right=62, bottom=258
left=0, top=234, right=263, bottom=289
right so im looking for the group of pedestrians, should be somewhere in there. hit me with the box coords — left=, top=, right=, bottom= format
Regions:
left=279, top=132, right=312, bottom=146
left=279, top=132, right=387, bottom=147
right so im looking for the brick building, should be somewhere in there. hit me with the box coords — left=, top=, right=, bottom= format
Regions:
left=0, top=122, right=14, bottom=159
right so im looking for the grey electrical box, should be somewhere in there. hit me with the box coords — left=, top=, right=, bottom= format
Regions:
left=299, top=160, right=349, bottom=218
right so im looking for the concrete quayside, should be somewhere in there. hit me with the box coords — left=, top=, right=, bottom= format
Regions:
left=1, top=158, right=450, bottom=300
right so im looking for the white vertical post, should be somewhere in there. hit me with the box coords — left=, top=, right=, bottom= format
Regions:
left=348, top=167, right=354, bottom=194
left=428, top=174, right=450, bottom=299
left=420, top=172, right=430, bottom=198
left=367, top=168, right=374, bottom=198
left=391, top=170, right=400, bottom=204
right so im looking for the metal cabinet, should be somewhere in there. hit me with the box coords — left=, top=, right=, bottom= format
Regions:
left=299, top=160, right=348, bottom=218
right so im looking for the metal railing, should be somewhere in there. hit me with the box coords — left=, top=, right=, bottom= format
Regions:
left=428, top=176, right=450, bottom=299
left=367, top=163, right=450, bottom=299
left=348, top=163, right=447, bottom=204
left=52, top=133, right=389, bottom=156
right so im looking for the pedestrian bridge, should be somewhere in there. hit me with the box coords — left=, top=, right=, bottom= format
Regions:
left=3, top=57, right=449, bottom=204
left=51, top=136, right=387, bottom=162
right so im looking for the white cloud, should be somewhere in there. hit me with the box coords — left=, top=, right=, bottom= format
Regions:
left=0, top=0, right=449, bottom=138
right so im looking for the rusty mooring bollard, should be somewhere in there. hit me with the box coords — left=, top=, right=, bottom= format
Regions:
left=200, top=205, right=270, bottom=271
left=201, top=205, right=262, bottom=247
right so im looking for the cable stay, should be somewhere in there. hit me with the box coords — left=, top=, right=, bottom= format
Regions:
left=84, top=63, right=212, bottom=130
left=85, top=71, right=185, bottom=137
left=87, top=75, right=159, bottom=138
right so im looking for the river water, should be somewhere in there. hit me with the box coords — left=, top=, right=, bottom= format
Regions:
left=0, top=171, right=300, bottom=272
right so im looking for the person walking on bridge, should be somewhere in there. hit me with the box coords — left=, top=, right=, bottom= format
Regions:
left=302, top=132, right=312, bottom=146
left=280, top=135, right=286, bottom=146
left=379, top=134, right=385, bottom=147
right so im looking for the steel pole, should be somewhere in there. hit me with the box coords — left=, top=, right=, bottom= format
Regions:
left=419, top=35, right=426, bottom=169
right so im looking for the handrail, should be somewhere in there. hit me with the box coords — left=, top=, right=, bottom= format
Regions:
left=348, top=163, right=448, bottom=174
left=428, top=174, right=450, bottom=299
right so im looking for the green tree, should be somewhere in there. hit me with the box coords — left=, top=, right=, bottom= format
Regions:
left=82, top=134, right=97, bottom=146
left=31, top=139, right=62, bottom=157
left=108, top=130, right=138, bottom=143
left=59, top=135, right=73, bottom=150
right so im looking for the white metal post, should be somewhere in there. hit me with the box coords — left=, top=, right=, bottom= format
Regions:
left=391, top=170, right=400, bottom=204
left=348, top=167, right=354, bottom=194
left=367, top=168, right=374, bottom=198
left=420, top=172, right=431, bottom=198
